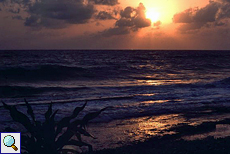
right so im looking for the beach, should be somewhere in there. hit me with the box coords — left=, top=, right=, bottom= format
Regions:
left=1, top=50, right=230, bottom=152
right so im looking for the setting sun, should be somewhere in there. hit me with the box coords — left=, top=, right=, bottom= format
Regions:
left=146, top=8, right=160, bottom=23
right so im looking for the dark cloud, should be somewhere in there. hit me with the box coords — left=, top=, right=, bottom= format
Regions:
left=24, top=15, right=39, bottom=27
left=133, top=17, right=151, bottom=28
left=100, top=3, right=151, bottom=37
left=96, top=11, right=117, bottom=20
left=12, top=15, right=23, bottom=20
left=24, top=15, right=68, bottom=29
left=220, top=0, right=230, bottom=3
left=214, top=21, right=226, bottom=26
left=0, top=0, right=31, bottom=6
left=216, top=0, right=230, bottom=19
left=177, top=23, right=205, bottom=34
left=115, top=18, right=134, bottom=27
left=193, top=2, right=219, bottom=22
left=8, top=8, right=20, bottom=14
left=120, top=7, right=134, bottom=18
left=100, top=27, right=130, bottom=36
left=173, top=8, right=194, bottom=23
left=89, top=0, right=119, bottom=6
left=1, top=0, right=121, bottom=29
left=24, top=0, right=95, bottom=28
left=173, top=0, right=230, bottom=32
left=173, top=2, right=219, bottom=24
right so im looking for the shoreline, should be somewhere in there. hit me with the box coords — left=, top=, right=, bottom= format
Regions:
left=2, top=106, right=230, bottom=151
left=93, top=134, right=230, bottom=154
left=91, top=116, right=230, bottom=153
left=83, top=108, right=230, bottom=151
left=2, top=101, right=230, bottom=153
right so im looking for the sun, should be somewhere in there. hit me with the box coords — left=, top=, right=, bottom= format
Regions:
left=146, top=8, right=160, bottom=23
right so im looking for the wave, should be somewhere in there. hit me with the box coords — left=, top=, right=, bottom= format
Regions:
left=208, top=77, right=230, bottom=88
left=0, top=93, right=135, bottom=107
left=0, top=65, right=96, bottom=82
left=0, top=85, right=89, bottom=98
left=1, top=75, right=229, bottom=99
left=0, top=64, right=133, bottom=82
left=218, top=77, right=230, bottom=85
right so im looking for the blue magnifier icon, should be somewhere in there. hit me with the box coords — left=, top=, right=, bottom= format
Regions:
left=3, top=135, right=18, bottom=151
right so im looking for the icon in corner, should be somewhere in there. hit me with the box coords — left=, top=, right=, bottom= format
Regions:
left=3, top=135, right=18, bottom=151
left=1, top=132, right=20, bottom=154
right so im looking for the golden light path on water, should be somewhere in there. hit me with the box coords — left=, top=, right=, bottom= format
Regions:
left=70, top=113, right=230, bottom=151
left=136, top=79, right=204, bottom=86
left=84, top=114, right=186, bottom=150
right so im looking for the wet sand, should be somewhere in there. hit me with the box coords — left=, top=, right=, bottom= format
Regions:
left=81, top=108, right=230, bottom=151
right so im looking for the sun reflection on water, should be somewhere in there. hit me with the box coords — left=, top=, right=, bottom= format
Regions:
left=87, top=114, right=187, bottom=150
left=136, top=78, right=205, bottom=86
left=134, top=114, right=187, bottom=137
left=136, top=93, right=156, bottom=97
left=141, top=99, right=183, bottom=104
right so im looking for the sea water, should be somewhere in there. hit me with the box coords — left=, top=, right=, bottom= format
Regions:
left=1, top=50, right=230, bottom=149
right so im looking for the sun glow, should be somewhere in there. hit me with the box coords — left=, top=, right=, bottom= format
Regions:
left=146, top=8, right=160, bottom=23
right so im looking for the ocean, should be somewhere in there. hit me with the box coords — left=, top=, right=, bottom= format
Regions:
left=1, top=50, right=230, bottom=149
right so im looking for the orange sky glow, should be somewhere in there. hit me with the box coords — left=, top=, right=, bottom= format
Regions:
left=1, top=0, right=230, bottom=50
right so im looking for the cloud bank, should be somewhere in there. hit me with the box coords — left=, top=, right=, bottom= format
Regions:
left=25, top=0, right=95, bottom=28
left=100, top=3, right=151, bottom=36
left=0, top=0, right=120, bottom=29
left=89, top=0, right=119, bottom=6
left=173, top=0, right=230, bottom=33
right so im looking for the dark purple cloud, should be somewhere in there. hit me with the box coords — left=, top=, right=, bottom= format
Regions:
left=8, top=8, right=20, bottom=14
left=24, top=0, right=95, bottom=28
left=193, top=2, right=219, bottom=22
left=173, top=8, right=194, bottom=23
left=12, top=15, right=23, bottom=20
left=173, top=0, right=230, bottom=32
left=96, top=11, right=117, bottom=20
left=173, top=2, right=219, bottom=24
left=120, top=7, right=134, bottom=18
left=89, top=0, right=119, bottom=6
left=100, top=27, right=130, bottom=36
left=100, top=3, right=151, bottom=37
left=0, top=0, right=121, bottom=29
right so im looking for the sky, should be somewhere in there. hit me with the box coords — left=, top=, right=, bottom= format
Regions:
left=1, top=0, right=230, bottom=50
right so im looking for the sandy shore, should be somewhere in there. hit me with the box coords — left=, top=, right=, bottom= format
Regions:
left=82, top=110, right=230, bottom=150
left=82, top=107, right=230, bottom=153
left=91, top=116, right=230, bottom=153
left=93, top=135, right=230, bottom=154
